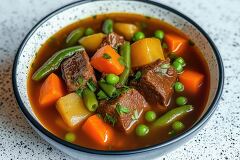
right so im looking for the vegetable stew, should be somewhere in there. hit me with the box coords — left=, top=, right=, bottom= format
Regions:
left=27, top=13, right=210, bottom=150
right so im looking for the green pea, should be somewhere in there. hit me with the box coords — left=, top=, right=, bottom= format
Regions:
left=172, top=121, right=185, bottom=132
left=172, top=61, right=183, bottom=73
left=106, top=74, right=119, bottom=85
left=132, top=32, right=145, bottom=42
left=64, top=132, right=76, bottom=143
left=85, top=27, right=95, bottom=36
left=145, top=111, right=157, bottom=122
left=175, top=57, right=186, bottom=67
left=174, top=82, right=184, bottom=92
left=176, top=96, right=187, bottom=106
left=154, top=30, right=164, bottom=40
left=136, top=124, right=149, bottom=136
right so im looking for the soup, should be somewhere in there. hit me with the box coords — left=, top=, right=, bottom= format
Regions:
left=28, top=13, right=210, bottom=150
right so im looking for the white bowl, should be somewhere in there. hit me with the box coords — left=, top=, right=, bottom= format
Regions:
left=12, top=0, right=224, bottom=159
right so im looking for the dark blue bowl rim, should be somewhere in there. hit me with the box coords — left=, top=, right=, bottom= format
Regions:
left=12, top=0, right=224, bottom=156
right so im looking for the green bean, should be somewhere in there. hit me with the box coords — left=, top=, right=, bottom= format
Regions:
left=66, top=28, right=85, bottom=47
left=153, top=105, right=193, bottom=128
left=32, top=46, right=84, bottom=81
left=82, top=88, right=98, bottom=112
left=98, top=81, right=116, bottom=97
left=119, top=42, right=131, bottom=85
left=102, top=19, right=113, bottom=34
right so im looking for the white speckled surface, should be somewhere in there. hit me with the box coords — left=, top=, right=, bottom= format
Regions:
left=0, top=0, right=239, bottom=159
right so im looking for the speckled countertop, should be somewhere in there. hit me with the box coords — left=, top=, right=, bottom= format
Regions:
left=0, top=0, right=239, bottom=159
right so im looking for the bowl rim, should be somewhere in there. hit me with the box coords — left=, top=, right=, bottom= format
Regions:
left=12, top=0, right=224, bottom=155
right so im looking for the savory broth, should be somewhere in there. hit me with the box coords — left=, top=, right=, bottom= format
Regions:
left=27, top=13, right=210, bottom=150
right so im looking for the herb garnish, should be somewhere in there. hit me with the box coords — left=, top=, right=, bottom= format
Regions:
left=87, top=78, right=96, bottom=92
left=77, top=76, right=84, bottom=85
left=155, top=63, right=170, bottom=75
left=92, top=15, right=97, bottom=19
left=162, top=42, right=168, bottom=49
left=116, top=103, right=130, bottom=115
left=76, top=88, right=83, bottom=97
left=133, top=71, right=142, bottom=81
left=131, top=110, right=139, bottom=120
left=188, top=39, right=195, bottom=46
left=104, top=113, right=117, bottom=126
left=97, top=90, right=108, bottom=100
left=103, top=53, right=111, bottom=59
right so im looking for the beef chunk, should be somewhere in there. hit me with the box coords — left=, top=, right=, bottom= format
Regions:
left=132, top=59, right=177, bottom=111
left=100, top=32, right=124, bottom=49
left=61, top=51, right=96, bottom=92
left=97, top=88, right=148, bottom=134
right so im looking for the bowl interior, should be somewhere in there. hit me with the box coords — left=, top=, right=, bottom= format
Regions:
left=14, top=0, right=222, bottom=152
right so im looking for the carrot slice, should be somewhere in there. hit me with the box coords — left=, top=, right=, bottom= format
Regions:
left=82, top=114, right=114, bottom=146
left=164, top=34, right=187, bottom=55
left=90, top=45, right=125, bottom=75
left=39, top=73, right=65, bottom=107
left=179, top=70, right=204, bottom=94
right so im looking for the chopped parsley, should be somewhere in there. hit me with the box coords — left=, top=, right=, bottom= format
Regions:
left=162, top=42, right=168, bottom=49
left=92, top=15, right=97, bottom=19
left=133, top=71, right=142, bottom=81
left=104, top=113, right=117, bottom=126
left=102, top=53, right=111, bottom=59
left=131, top=110, right=139, bottom=121
left=116, top=103, right=130, bottom=115
left=77, top=76, right=84, bottom=85
left=155, top=63, right=170, bottom=75
left=97, top=90, right=108, bottom=100
left=87, top=78, right=96, bottom=92
left=188, top=39, right=195, bottom=46
left=76, top=88, right=83, bottom=97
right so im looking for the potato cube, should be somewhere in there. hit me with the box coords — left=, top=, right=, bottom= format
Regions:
left=56, top=93, right=91, bottom=128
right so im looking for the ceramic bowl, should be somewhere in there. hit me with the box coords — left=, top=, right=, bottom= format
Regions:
left=12, top=0, right=224, bottom=159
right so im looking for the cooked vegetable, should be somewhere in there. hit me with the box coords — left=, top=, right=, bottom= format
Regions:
left=64, top=132, right=76, bottom=143
left=176, top=96, right=187, bottom=106
left=97, top=90, right=108, bottom=100
left=164, top=34, right=187, bottom=55
left=154, top=30, right=164, bottom=40
left=82, top=88, right=98, bottom=112
left=85, top=27, right=95, bottom=36
left=98, top=81, right=116, bottom=97
left=90, top=45, right=125, bottom=75
left=56, top=93, right=91, bottom=128
left=145, top=111, right=156, bottom=122
left=113, top=23, right=139, bottom=40
left=174, top=82, right=184, bottom=92
left=174, top=57, right=186, bottom=67
left=106, top=74, right=119, bottom=85
left=86, top=78, right=97, bottom=92
left=132, top=31, right=145, bottom=42
left=66, top=28, right=85, bottom=47
left=172, top=121, right=185, bottom=132
left=82, top=114, right=114, bottom=146
left=172, top=61, right=183, bottom=73
left=119, top=42, right=131, bottom=85
left=136, top=124, right=149, bottom=136
left=133, top=71, right=142, bottom=81
left=102, top=19, right=113, bottom=34
left=79, top=33, right=105, bottom=52
left=32, top=46, right=84, bottom=81
left=131, top=38, right=165, bottom=67
left=153, top=105, right=193, bottom=128
left=39, top=73, right=65, bottom=107
left=179, top=70, right=204, bottom=94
